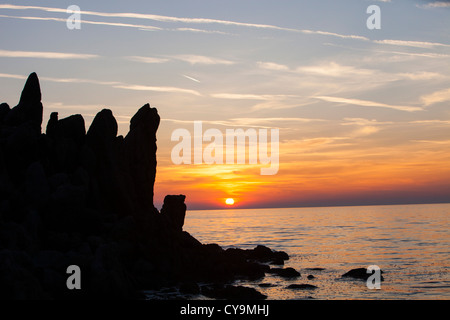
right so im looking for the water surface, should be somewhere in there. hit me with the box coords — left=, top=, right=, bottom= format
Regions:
left=183, top=203, right=450, bottom=300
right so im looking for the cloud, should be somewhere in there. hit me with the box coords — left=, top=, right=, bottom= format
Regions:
left=0, top=14, right=162, bottom=31
left=0, top=4, right=369, bottom=41
left=112, top=84, right=201, bottom=96
left=170, top=55, right=235, bottom=65
left=0, top=49, right=98, bottom=59
left=418, top=1, right=450, bottom=8
left=300, top=29, right=368, bottom=41
left=374, top=39, right=450, bottom=48
left=210, top=93, right=296, bottom=100
left=126, top=56, right=169, bottom=64
left=314, top=96, right=422, bottom=112
left=257, top=61, right=289, bottom=71
left=421, top=88, right=450, bottom=106
left=0, top=73, right=27, bottom=80
left=297, top=62, right=374, bottom=77
left=126, top=54, right=235, bottom=66
left=397, top=72, right=444, bottom=80
left=172, top=28, right=234, bottom=35
left=0, top=72, right=201, bottom=96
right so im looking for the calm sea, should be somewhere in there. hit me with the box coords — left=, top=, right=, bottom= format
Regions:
left=180, top=203, right=450, bottom=300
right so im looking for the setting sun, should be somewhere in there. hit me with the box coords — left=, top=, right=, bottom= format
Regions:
left=225, top=198, right=235, bottom=206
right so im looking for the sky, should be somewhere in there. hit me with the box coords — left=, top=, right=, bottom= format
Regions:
left=0, top=0, right=449, bottom=210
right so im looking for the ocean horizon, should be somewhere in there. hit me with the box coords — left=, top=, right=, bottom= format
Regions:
left=145, top=203, right=450, bottom=300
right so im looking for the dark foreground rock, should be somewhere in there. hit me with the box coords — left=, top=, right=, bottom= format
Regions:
left=267, top=267, right=301, bottom=278
left=286, top=284, right=318, bottom=290
left=0, top=73, right=289, bottom=299
left=342, top=267, right=384, bottom=281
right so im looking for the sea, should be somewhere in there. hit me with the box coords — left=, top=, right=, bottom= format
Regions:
left=148, top=203, right=450, bottom=300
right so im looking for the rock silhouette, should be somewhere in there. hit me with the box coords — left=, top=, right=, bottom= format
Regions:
left=0, top=73, right=289, bottom=299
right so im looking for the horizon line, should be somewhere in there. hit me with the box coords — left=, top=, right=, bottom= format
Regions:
left=182, top=200, right=450, bottom=211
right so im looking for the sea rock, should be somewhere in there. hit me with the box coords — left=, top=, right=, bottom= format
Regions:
left=267, top=267, right=301, bottom=278
left=286, top=284, right=318, bottom=290
left=4, top=72, right=43, bottom=135
left=161, top=195, right=186, bottom=232
left=201, top=284, right=267, bottom=300
left=341, top=267, right=384, bottom=281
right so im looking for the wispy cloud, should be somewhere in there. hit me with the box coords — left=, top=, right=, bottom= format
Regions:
left=0, top=4, right=369, bottom=41
left=0, top=49, right=98, bottom=59
left=421, top=87, right=450, bottom=106
left=126, top=54, right=235, bottom=66
left=297, top=62, right=374, bottom=77
left=0, top=72, right=201, bottom=96
left=418, top=1, right=450, bottom=8
left=374, top=39, right=450, bottom=48
left=112, top=84, right=201, bottom=96
left=210, top=93, right=296, bottom=101
left=171, top=55, right=235, bottom=65
left=126, top=56, right=169, bottom=64
left=300, top=29, right=368, bottom=41
left=257, top=61, right=290, bottom=71
left=0, top=14, right=162, bottom=31
left=314, top=96, right=422, bottom=112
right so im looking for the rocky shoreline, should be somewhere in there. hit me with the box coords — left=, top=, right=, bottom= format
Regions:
left=0, top=73, right=296, bottom=299
left=0, top=73, right=382, bottom=300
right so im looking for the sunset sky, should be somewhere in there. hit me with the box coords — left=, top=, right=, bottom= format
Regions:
left=1, top=0, right=449, bottom=209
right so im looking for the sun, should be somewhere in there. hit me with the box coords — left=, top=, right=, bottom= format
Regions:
left=225, top=198, right=235, bottom=206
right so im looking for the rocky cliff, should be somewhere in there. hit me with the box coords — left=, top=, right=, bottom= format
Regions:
left=0, top=73, right=288, bottom=299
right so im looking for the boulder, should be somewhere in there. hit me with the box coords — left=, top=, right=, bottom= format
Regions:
left=267, top=267, right=301, bottom=278
left=160, top=195, right=186, bottom=232
left=4, top=72, right=43, bottom=134
left=286, top=284, right=318, bottom=290
left=341, top=267, right=384, bottom=281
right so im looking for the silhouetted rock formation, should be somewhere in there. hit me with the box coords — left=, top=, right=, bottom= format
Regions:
left=0, top=73, right=289, bottom=299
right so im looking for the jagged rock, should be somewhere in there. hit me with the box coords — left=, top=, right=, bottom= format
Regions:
left=123, top=104, right=159, bottom=214
left=87, top=109, right=117, bottom=147
left=0, top=103, right=10, bottom=123
left=0, top=73, right=289, bottom=300
left=161, top=195, right=186, bottom=232
left=4, top=72, right=43, bottom=134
